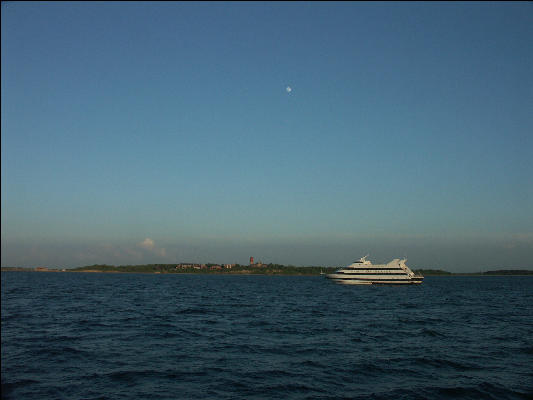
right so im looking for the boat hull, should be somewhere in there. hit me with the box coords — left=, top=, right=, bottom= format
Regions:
left=326, top=274, right=423, bottom=285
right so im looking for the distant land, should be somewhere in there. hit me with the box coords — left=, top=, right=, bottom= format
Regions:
left=2, top=264, right=331, bottom=276
left=2, top=264, right=533, bottom=276
left=411, top=269, right=533, bottom=276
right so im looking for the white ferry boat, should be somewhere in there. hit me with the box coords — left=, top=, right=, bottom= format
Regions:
left=326, top=256, right=423, bottom=285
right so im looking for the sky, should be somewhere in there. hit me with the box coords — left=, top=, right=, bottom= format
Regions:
left=1, top=2, right=532, bottom=271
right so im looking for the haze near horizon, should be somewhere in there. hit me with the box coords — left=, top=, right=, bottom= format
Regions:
left=1, top=2, right=532, bottom=272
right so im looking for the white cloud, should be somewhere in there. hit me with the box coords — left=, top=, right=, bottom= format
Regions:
left=286, top=86, right=292, bottom=93
left=138, top=238, right=155, bottom=250
left=137, top=238, right=166, bottom=258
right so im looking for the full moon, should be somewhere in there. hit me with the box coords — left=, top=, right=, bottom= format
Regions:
left=286, top=86, right=292, bottom=93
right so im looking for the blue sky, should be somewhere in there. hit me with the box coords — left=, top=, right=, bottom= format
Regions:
left=2, top=2, right=532, bottom=271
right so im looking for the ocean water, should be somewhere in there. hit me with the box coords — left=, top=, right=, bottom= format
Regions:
left=2, top=272, right=532, bottom=400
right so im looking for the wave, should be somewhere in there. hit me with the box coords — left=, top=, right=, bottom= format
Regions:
left=3, top=273, right=532, bottom=400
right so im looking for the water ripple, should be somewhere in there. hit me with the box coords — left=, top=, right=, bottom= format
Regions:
left=2, top=273, right=532, bottom=399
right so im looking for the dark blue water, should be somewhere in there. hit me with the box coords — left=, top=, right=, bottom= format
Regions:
left=2, top=272, right=532, bottom=399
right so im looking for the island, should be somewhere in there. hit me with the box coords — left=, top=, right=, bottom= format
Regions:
left=2, top=264, right=533, bottom=276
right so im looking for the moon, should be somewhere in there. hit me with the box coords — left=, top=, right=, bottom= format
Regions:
left=286, top=86, right=292, bottom=93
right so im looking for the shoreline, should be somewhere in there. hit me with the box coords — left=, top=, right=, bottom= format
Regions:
left=1, top=269, right=321, bottom=276
left=2, top=268, right=533, bottom=277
